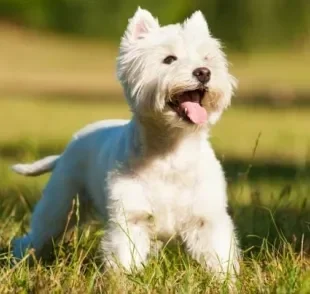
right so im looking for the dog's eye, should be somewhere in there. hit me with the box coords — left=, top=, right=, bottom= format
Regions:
left=163, top=55, right=177, bottom=64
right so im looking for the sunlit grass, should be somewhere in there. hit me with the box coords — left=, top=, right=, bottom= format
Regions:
left=0, top=96, right=309, bottom=292
left=0, top=25, right=309, bottom=97
left=1, top=97, right=309, bottom=164
left=0, top=157, right=309, bottom=293
left=0, top=234, right=309, bottom=293
left=0, top=97, right=130, bottom=143
left=0, top=24, right=309, bottom=294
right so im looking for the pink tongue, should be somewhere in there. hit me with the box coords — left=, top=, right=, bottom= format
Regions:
left=180, top=101, right=207, bottom=124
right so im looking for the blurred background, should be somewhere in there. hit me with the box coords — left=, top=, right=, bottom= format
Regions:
left=0, top=1, right=309, bottom=250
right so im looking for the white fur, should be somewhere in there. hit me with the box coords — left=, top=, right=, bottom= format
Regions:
left=12, top=155, right=60, bottom=176
left=12, top=8, right=240, bottom=280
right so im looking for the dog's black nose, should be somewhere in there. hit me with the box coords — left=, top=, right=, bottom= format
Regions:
left=193, top=67, right=211, bottom=84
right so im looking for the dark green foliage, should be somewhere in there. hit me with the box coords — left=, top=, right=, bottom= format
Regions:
left=0, top=0, right=309, bottom=50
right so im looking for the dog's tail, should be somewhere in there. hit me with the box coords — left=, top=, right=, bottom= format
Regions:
left=11, top=155, right=60, bottom=176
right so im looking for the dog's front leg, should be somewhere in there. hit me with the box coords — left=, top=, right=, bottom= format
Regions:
left=181, top=212, right=240, bottom=280
left=101, top=178, right=152, bottom=272
left=101, top=218, right=151, bottom=272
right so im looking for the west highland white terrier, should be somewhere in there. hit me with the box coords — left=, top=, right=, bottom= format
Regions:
left=12, top=8, right=240, bottom=280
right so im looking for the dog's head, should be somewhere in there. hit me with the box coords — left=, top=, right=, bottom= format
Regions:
left=117, top=8, right=237, bottom=129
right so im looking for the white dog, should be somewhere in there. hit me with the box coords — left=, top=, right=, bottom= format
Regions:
left=12, top=8, right=240, bottom=279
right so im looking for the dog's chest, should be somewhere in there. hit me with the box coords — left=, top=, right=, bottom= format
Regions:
left=139, top=157, right=204, bottom=237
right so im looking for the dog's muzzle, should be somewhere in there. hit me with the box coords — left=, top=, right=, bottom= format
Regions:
left=168, top=88, right=208, bottom=125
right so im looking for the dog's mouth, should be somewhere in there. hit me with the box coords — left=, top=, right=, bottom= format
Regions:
left=167, top=88, right=207, bottom=125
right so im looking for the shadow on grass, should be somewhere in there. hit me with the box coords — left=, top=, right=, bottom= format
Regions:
left=3, top=87, right=310, bottom=106
left=231, top=205, right=310, bottom=254
left=1, top=145, right=309, bottom=256
left=223, top=158, right=310, bottom=182
left=1, top=184, right=309, bottom=257
left=2, top=142, right=310, bottom=181
left=224, top=158, right=310, bottom=254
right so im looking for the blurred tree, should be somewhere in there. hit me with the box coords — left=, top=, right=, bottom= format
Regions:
left=0, top=0, right=309, bottom=51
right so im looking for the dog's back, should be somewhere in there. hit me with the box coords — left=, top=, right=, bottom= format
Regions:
left=11, top=119, right=130, bottom=177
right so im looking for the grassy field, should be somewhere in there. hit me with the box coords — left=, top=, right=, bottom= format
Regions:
left=1, top=24, right=310, bottom=99
left=0, top=97, right=309, bottom=292
left=0, top=24, right=309, bottom=293
left=1, top=97, right=309, bottom=164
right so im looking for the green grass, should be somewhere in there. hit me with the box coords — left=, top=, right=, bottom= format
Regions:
left=0, top=168, right=309, bottom=293
left=1, top=97, right=309, bottom=164
left=0, top=161, right=309, bottom=292
left=0, top=96, right=309, bottom=292
left=0, top=234, right=309, bottom=293
left=0, top=23, right=309, bottom=293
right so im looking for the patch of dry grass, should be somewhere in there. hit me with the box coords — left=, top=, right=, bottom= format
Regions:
left=0, top=25, right=309, bottom=98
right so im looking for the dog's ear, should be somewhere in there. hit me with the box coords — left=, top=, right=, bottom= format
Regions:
left=183, top=11, right=210, bottom=35
left=124, top=7, right=160, bottom=41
